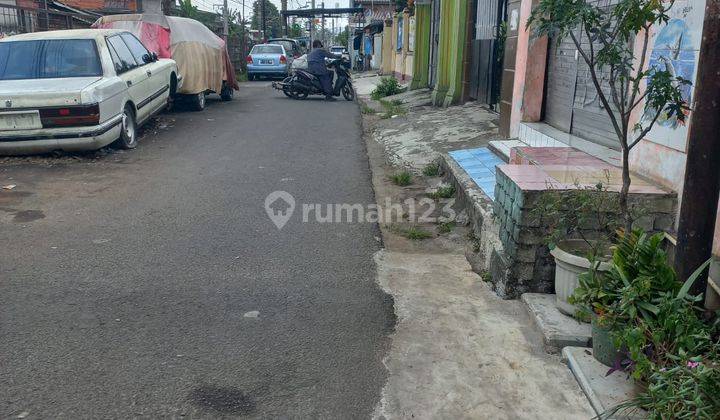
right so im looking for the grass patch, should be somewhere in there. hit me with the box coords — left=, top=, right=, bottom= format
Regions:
left=370, top=77, right=403, bottom=100
left=422, top=163, right=440, bottom=177
left=379, top=99, right=407, bottom=119
left=403, top=226, right=433, bottom=240
left=360, top=103, right=376, bottom=114
left=428, top=185, right=456, bottom=199
left=437, top=221, right=456, bottom=234
left=480, top=271, right=492, bottom=282
left=236, top=71, right=248, bottom=82
left=389, top=171, right=412, bottom=186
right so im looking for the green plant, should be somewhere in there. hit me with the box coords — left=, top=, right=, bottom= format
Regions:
left=608, top=350, right=720, bottom=420
left=532, top=177, right=622, bottom=261
left=422, top=163, right=440, bottom=177
left=361, top=103, right=376, bottom=114
left=571, top=230, right=679, bottom=327
left=572, top=230, right=720, bottom=418
left=379, top=99, right=407, bottom=119
left=529, top=0, right=690, bottom=233
left=389, top=171, right=412, bottom=186
left=437, top=221, right=455, bottom=234
left=428, top=185, right=455, bottom=200
left=371, top=77, right=403, bottom=100
left=480, top=270, right=492, bottom=283
left=394, top=226, right=433, bottom=240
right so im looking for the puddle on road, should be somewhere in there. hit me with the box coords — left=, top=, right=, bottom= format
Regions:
left=12, top=209, right=45, bottom=223
left=189, top=384, right=256, bottom=415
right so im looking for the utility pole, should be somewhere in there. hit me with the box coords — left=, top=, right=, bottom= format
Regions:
left=261, top=0, right=267, bottom=40
left=222, top=0, right=229, bottom=40
left=674, top=0, right=720, bottom=299
left=321, top=2, right=325, bottom=46
left=281, top=0, right=288, bottom=36
left=310, top=0, right=315, bottom=45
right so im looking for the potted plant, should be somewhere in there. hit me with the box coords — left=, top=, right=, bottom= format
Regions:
left=571, top=230, right=713, bottom=367
left=573, top=231, right=719, bottom=418
left=533, top=178, right=620, bottom=317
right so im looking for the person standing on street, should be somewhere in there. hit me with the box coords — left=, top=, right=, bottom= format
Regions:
left=363, top=29, right=373, bottom=72
left=307, top=40, right=341, bottom=101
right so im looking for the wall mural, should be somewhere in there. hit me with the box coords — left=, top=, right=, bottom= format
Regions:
left=642, top=0, right=705, bottom=152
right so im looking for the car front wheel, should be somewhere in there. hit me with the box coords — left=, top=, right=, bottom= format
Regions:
left=114, top=105, right=137, bottom=149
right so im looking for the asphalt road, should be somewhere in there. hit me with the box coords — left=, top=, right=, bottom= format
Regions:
left=0, top=82, right=395, bottom=418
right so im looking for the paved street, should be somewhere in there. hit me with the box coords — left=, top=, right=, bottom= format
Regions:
left=0, top=82, right=394, bottom=418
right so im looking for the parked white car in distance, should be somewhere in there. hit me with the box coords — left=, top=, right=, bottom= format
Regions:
left=0, top=29, right=180, bottom=155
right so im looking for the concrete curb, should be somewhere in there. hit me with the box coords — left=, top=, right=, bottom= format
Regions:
left=563, top=347, right=645, bottom=419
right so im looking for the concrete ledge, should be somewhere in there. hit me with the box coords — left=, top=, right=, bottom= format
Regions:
left=487, top=140, right=526, bottom=162
left=440, top=153, right=502, bottom=275
left=522, top=293, right=591, bottom=353
left=563, top=347, right=646, bottom=419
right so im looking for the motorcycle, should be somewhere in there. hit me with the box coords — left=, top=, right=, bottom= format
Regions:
left=273, top=57, right=355, bottom=101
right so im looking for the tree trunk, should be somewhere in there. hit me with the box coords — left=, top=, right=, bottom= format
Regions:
left=620, top=147, right=632, bottom=234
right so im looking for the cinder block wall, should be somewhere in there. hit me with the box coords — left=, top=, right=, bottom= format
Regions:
left=489, top=169, right=678, bottom=299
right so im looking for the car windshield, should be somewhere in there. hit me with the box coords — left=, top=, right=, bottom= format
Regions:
left=269, top=40, right=294, bottom=53
left=252, top=45, right=283, bottom=54
left=0, top=39, right=102, bottom=80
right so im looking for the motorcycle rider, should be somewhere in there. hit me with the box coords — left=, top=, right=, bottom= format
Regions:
left=307, top=40, right=341, bottom=101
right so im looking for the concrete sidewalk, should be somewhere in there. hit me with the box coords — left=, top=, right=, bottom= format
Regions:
left=361, top=82, right=594, bottom=418
left=356, top=75, right=499, bottom=171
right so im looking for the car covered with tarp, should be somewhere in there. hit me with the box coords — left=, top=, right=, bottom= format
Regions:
left=92, top=14, right=238, bottom=110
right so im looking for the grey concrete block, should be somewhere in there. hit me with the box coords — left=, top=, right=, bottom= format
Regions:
left=522, top=294, right=592, bottom=353
left=563, top=347, right=646, bottom=419
left=653, top=214, right=674, bottom=232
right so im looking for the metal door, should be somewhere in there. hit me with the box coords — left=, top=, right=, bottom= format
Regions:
left=469, top=0, right=504, bottom=105
left=543, top=0, right=619, bottom=149
left=543, top=34, right=577, bottom=132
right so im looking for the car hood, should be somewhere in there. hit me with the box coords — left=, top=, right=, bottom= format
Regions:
left=0, top=77, right=103, bottom=108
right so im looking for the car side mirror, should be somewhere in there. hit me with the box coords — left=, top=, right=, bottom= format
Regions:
left=151, top=52, right=158, bottom=61
left=142, top=53, right=153, bottom=63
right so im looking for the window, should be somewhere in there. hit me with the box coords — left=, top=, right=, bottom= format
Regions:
left=121, top=33, right=151, bottom=65
left=251, top=45, right=283, bottom=54
left=268, top=40, right=294, bottom=55
left=0, top=39, right=102, bottom=80
left=107, top=35, right=138, bottom=73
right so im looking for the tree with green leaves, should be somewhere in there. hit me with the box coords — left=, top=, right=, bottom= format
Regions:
left=528, top=0, right=689, bottom=233
left=250, top=0, right=282, bottom=39
left=335, top=27, right=350, bottom=48
left=287, top=23, right=303, bottom=38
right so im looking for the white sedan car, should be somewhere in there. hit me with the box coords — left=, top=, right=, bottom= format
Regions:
left=0, top=29, right=180, bottom=155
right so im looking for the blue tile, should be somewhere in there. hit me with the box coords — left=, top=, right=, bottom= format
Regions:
left=460, top=164, right=489, bottom=172
left=467, top=169, right=494, bottom=178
